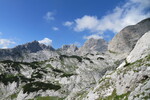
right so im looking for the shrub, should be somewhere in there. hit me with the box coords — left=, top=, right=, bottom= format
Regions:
left=23, top=81, right=61, bottom=94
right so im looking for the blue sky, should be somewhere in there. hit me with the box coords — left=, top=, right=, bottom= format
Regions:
left=0, top=0, right=149, bottom=49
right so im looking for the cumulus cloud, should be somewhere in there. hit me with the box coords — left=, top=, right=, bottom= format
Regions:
left=74, top=16, right=100, bottom=32
left=83, top=34, right=103, bottom=40
left=44, top=12, right=55, bottom=21
left=52, top=27, right=59, bottom=31
left=0, top=39, right=15, bottom=49
left=73, top=0, right=150, bottom=33
left=38, top=38, right=52, bottom=46
left=63, top=21, right=74, bottom=26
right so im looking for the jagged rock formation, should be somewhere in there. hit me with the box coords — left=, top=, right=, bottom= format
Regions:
left=57, top=44, right=78, bottom=55
left=78, top=31, right=150, bottom=100
left=0, top=41, right=58, bottom=62
left=108, top=18, right=150, bottom=56
left=78, top=38, right=108, bottom=55
left=0, top=18, right=150, bottom=100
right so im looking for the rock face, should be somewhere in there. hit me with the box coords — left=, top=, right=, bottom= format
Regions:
left=78, top=38, right=108, bottom=55
left=0, top=18, right=150, bottom=100
left=14, top=40, right=55, bottom=53
left=0, top=41, right=57, bottom=62
left=79, top=30, right=150, bottom=100
left=127, top=31, right=150, bottom=63
left=108, top=18, right=150, bottom=55
left=57, top=44, right=78, bottom=55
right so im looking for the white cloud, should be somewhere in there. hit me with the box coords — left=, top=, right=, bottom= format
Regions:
left=52, top=27, right=59, bottom=31
left=73, top=0, right=150, bottom=33
left=44, top=12, right=55, bottom=21
left=38, top=38, right=52, bottom=46
left=83, top=34, right=103, bottom=40
left=0, top=39, right=15, bottom=49
left=74, top=15, right=99, bottom=32
left=63, top=21, right=74, bottom=26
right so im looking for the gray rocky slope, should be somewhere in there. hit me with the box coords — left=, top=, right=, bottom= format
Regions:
left=0, top=18, right=150, bottom=100
left=77, top=38, right=108, bottom=55
left=108, top=18, right=150, bottom=57
left=0, top=41, right=58, bottom=62
left=57, top=44, right=78, bottom=55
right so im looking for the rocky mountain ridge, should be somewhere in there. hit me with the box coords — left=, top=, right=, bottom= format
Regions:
left=77, top=38, right=108, bottom=55
left=108, top=18, right=150, bottom=56
left=0, top=18, right=150, bottom=100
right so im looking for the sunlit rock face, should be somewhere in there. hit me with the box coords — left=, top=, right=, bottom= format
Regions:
left=78, top=30, right=150, bottom=100
left=0, top=18, right=150, bottom=100
left=57, top=44, right=78, bottom=55
left=78, top=38, right=108, bottom=55
left=108, top=18, right=150, bottom=55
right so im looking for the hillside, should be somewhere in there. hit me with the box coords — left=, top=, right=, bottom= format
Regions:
left=0, top=18, right=150, bottom=100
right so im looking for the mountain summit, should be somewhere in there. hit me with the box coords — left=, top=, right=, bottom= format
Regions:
left=78, top=38, right=108, bottom=54
left=14, top=40, right=55, bottom=53
left=0, top=40, right=56, bottom=62
left=108, top=18, right=150, bottom=55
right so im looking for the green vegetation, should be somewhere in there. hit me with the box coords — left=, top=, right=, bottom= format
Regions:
left=0, top=73, right=19, bottom=85
left=23, top=81, right=61, bottom=94
left=59, top=55, right=82, bottom=62
left=85, top=53, right=94, bottom=56
left=114, top=60, right=121, bottom=66
left=76, top=91, right=88, bottom=100
left=117, top=55, right=150, bottom=75
left=98, top=77, right=111, bottom=84
left=0, top=60, right=44, bottom=71
left=109, top=50, right=117, bottom=54
left=124, top=59, right=131, bottom=67
left=45, top=64, right=53, bottom=69
left=31, top=72, right=43, bottom=79
left=99, top=89, right=130, bottom=100
left=97, top=81, right=111, bottom=91
left=83, top=57, right=94, bottom=63
left=31, top=68, right=48, bottom=79
left=0, top=60, right=21, bottom=72
left=60, top=73, right=74, bottom=77
left=142, top=95, right=150, bottom=100
left=34, top=96, right=64, bottom=100
left=52, top=68, right=64, bottom=73
left=70, top=55, right=82, bottom=62
left=0, top=73, right=35, bottom=85
left=10, top=93, right=18, bottom=99
left=97, top=57, right=105, bottom=60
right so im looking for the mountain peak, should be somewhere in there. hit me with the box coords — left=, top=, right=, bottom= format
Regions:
left=13, top=40, right=54, bottom=53
left=137, top=17, right=150, bottom=25
left=57, top=44, right=78, bottom=55
left=78, top=38, right=108, bottom=54
left=108, top=18, right=150, bottom=55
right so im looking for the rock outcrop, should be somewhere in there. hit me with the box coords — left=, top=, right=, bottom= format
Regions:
left=78, top=38, right=108, bottom=55
left=0, top=41, right=57, bottom=62
left=127, top=31, right=150, bottom=63
left=77, top=30, right=150, bottom=100
left=108, top=18, right=150, bottom=55
left=57, top=44, right=78, bottom=55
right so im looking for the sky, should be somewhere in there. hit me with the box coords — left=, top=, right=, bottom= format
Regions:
left=0, top=0, right=149, bottom=49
